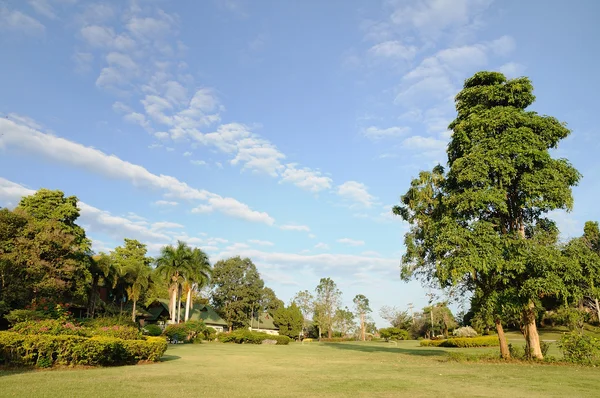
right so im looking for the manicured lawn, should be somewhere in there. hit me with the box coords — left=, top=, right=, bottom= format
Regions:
left=1, top=340, right=598, bottom=397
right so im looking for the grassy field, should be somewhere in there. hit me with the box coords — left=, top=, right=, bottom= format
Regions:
left=1, top=338, right=599, bottom=398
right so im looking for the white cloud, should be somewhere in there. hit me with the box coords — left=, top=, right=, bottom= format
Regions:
left=151, top=221, right=184, bottom=231
left=0, top=7, right=45, bottom=36
left=154, top=200, right=178, bottom=206
left=127, top=12, right=174, bottom=41
left=369, top=41, right=417, bottom=60
left=337, top=181, right=376, bottom=208
left=315, top=242, right=329, bottom=250
left=279, top=224, right=311, bottom=232
left=0, top=118, right=275, bottom=225
left=73, top=52, right=94, bottom=73
left=489, top=35, right=516, bottom=56
left=190, top=160, right=207, bottom=166
left=402, top=135, right=447, bottom=152
left=308, top=234, right=316, bottom=239
left=361, top=251, right=382, bottom=257
left=248, top=239, right=274, bottom=247
left=498, top=62, right=526, bottom=78
left=28, top=0, right=56, bottom=19
left=280, top=164, right=332, bottom=192
left=183, top=151, right=192, bottom=157
left=337, top=238, right=365, bottom=247
left=363, top=126, right=409, bottom=140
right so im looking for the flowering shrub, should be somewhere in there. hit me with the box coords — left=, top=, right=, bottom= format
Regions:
left=218, top=330, right=291, bottom=345
left=0, top=331, right=167, bottom=368
left=11, top=319, right=87, bottom=336
left=452, top=326, right=478, bottom=338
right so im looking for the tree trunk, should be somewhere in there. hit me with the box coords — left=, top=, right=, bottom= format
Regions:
left=132, top=300, right=137, bottom=323
left=522, top=303, right=543, bottom=359
left=594, top=298, right=600, bottom=325
left=361, top=313, right=366, bottom=341
left=318, top=326, right=322, bottom=341
left=171, top=286, right=177, bottom=324
left=87, top=274, right=99, bottom=318
left=495, top=319, right=510, bottom=359
left=177, top=285, right=182, bottom=323
left=185, top=287, right=192, bottom=322
left=328, top=326, right=332, bottom=339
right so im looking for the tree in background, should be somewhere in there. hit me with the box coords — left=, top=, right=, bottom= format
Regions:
left=334, top=307, right=355, bottom=337
left=183, top=248, right=211, bottom=321
left=379, top=306, right=412, bottom=330
left=0, top=208, right=29, bottom=319
left=396, top=71, right=580, bottom=359
left=293, top=290, right=314, bottom=338
left=211, top=256, right=264, bottom=331
left=273, top=303, right=303, bottom=339
left=423, top=302, right=457, bottom=338
left=353, top=294, right=371, bottom=341
left=260, top=287, right=284, bottom=314
left=155, top=241, right=193, bottom=323
left=314, top=277, right=342, bottom=339
left=111, top=239, right=153, bottom=322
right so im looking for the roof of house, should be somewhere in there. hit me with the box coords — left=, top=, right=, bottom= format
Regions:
left=249, top=312, right=278, bottom=330
left=187, top=303, right=228, bottom=326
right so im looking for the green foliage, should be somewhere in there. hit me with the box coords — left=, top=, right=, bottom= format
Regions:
left=334, top=307, right=356, bottom=336
left=142, top=324, right=163, bottom=337
left=274, top=303, right=304, bottom=339
left=509, top=341, right=552, bottom=360
left=314, top=277, right=342, bottom=338
left=217, top=329, right=290, bottom=345
left=379, top=306, right=412, bottom=330
left=4, top=309, right=48, bottom=324
left=319, top=337, right=356, bottom=342
left=80, top=315, right=137, bottom=328
left=163, top=324, right=189, bottom=342
left=420, top=336, right=499, bottom=348
left=11, top=319, right=88, bottom=336
left=211, top=257, right=265, bottom=330
left=557, top=332, right=600, bottom=365
left=0, top=331, right=166, bottom=367
left=453, top=326, right=478, bottom=338
left=379, top=327, right=409, bottom=341
left=91, top=325, right=142, bottom=340
left=203, top=327, right=217, bottom=341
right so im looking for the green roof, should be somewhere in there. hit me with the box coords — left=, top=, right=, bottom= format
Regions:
left=249, top=312, right=278, bottom=330
left=145, top=300, right=170, bottom=321
left=187, top=303, right=228, bottom=326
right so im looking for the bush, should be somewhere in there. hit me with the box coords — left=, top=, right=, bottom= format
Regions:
left=452, top=326, right=478, bottom=338
left=203, top=327, right=217, bottom=341
left=91, top=325, right=142, bottom=340
left=5, top=309, right=49, bottom=325
left=558, top=332, right=600, bottom=365
left=319, top=337, right=356, bottom=343
left=218, top=330, right=290, bottom=345
left=379, top=327, right=409, bottom=341
left=11, top=319, right=87, bottom=336
left=0, top=331, right=166, bottom=367
left=80, top=316, right=137, bottom=329
left=163, top=324, right=189, bottom=342
left=420, top=336, right=499, bottom=348
left=142, top=324, right=163, bottom=337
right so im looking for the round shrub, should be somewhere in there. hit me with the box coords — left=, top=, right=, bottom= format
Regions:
left=453, top=326, right=478, bottom=338
left=143, top=324, right=163, bottom=336
left=379, top=327, right=409, bottom=341
left=163, top=324, right=188, bottom=342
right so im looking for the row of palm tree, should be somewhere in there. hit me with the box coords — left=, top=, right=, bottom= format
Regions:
left=155, top=241, right=212, bottom=324
left=89, top=240, right=211, bottom=323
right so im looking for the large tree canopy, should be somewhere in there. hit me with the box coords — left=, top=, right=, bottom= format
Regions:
left=396, top=71, right=581, bottom=359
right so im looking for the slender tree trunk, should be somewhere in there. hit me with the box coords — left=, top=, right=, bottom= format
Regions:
left=132, top=300, right=137, bottom=323
left=522, top=302, right=543, bottom=359
left=87, top=274, right=99, bottom=318
left=318, top=326, right=322, bottom=341
left=177, top=285, right=182, bottom=323
left=171, top=286, right=177, bottom=324
left=185, top=287, right=192, bottom=322
left=361, top=313, right=366, bottom=341
left=594, top=298, right=600, bottom=325
left=495, top=318, right=510, bottom=359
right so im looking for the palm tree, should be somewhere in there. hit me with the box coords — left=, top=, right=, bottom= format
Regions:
left=183, top=248, right=212, bottom=321
left=125, top=261, right=152, bottom=323
left=155, top=241, right=192, bottom=324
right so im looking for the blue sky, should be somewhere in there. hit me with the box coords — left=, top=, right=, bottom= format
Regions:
left=1, top=0, right=599, bottom=325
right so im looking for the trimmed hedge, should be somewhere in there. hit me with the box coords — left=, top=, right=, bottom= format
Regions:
left=143, top=324, right=163, bottom=337
left=0, top=331, right=167, bottom=367
left=10, top=320, right=142, bottom=340
left=420, top=336, right=499, bottom=348
left=218, top=330, right=291, bottom=345
left=319, top=337, right=356, bottom=343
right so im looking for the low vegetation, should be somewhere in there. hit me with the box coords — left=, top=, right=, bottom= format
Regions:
left=420, top=336, right=499, bottom=348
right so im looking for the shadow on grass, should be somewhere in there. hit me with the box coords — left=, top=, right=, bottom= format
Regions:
left=322, top=343, right=446, bottom=357
left=0, top=367, right=35, bottom=377
left=160, top=355, right=181, bottom=362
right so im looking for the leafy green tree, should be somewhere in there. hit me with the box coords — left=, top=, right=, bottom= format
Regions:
left=155, top=241, right=193, bottom=323
left=423, top=302, right=457, bottom=338
left=379, top=327, right=409, bottom=341
left=111, top=239, right=153, bottom=322
left=353, top=294, right=371, bottom=341
left=260, top=287, right=284, bottom=313
left=315, top=277, right=342, bottom=338
left=334, top=306, right=355, bottom=337
left=379, top=306, right=412, bottom=330
left=293, top=290, right=314, bottom=337
left=396, top=71, right=580, bottom=359
left=0, top=208, right=28, bottom=317
left=273, top=303, right=303, bottom=339
left=211, top=256, right=264, bottom=331
left=183, top=248, right=211, bottom=322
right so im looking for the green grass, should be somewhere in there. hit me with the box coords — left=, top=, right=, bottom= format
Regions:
left=1, top=340, right=599, bottom=397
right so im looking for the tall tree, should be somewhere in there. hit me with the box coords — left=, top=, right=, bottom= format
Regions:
left=396, top=71, right=580, bottom=359
left=293, top=290, right=314, bottom=337
left=334, top=307, right=355, bottom=337
left=155, top=241, right=193, bottom=323
left=315, top=277, right=341, bottom=339
left=273, top=303, right=303, bottom=339
left=211, top=256, right=264, bottom=331
left=183, top=248, right=211, bottom=322
left=0, top=208, right=28, bottom=317
left=111, top=239, right=153, bottom=322
left=379, top=306, right=412, bottom=330
left=353, top=294, right=371, bottom=341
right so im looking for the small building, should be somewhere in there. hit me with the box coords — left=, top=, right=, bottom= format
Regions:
left=187, top=303, right=228, bottom=333
left=249, top=312, right=279, bottom=335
